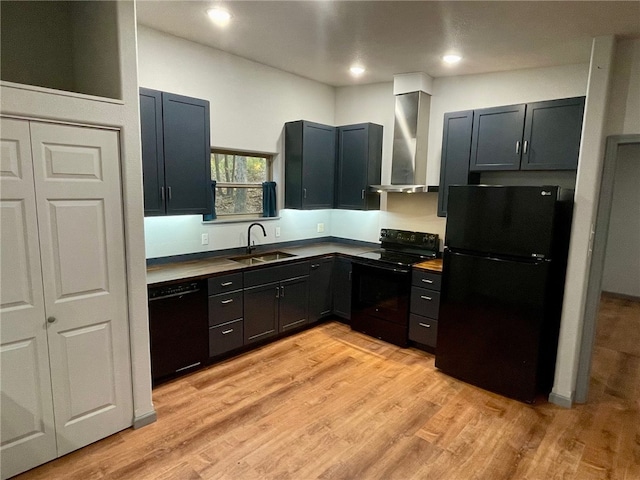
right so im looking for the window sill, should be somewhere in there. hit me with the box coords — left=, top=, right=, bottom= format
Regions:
left=202, top=216, right=281, bottom=225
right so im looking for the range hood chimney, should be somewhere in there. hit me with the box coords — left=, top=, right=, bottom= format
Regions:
left=370, top=73, right=435, bottom=193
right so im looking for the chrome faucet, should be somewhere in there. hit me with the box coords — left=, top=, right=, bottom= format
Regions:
left=247, top=222, right=266, bottom=253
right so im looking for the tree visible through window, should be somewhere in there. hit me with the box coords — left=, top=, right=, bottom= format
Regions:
left=211, top=150, right=271, bottom=216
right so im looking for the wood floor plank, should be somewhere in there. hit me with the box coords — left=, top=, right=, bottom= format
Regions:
left=14, top=294, right=640, bottom=480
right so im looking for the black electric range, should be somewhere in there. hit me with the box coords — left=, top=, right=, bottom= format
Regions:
left=351, top=229, right=439, bottom=347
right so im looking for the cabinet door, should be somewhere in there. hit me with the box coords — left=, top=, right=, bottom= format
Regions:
left=162, top=92, right=211, bottom=215
left=437, top=110, right=475, bottom=217
left=29, top=123, right=133, bottom=456
left=521, top=97, right=585, bottom=170
left=284, top=121, right=335, bottom=209
left=308, top=258, right=333, bottom=323
left=1, top=119, right=57, bottom=478
left=470, top=104, right=526, bottom=171
left=302, top=122, right=336, bottom=209
left=139, top=88, right=165, bottom=215
left=244, top=282, right=279, bottom=345
left=336, top=124, right=369, bottom=209
left=332, top=257, right=352, bottom=321
left=279, top=276, right=309, bottom=332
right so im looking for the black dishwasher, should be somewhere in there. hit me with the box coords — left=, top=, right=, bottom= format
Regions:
left=148, top=281, right=208, bottom=384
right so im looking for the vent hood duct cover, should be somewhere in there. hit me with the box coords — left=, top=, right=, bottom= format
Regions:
left=370, top=90, right=434, bottom=193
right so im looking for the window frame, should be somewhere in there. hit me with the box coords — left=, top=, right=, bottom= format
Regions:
left=208, top=148, right=273, bottom=220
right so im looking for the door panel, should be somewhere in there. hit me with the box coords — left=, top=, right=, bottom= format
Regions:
left=470, top=104, right=525, bottom=171
left=0, top=119, right=57, bottom=478
left=279, top=276, right=309, bottom=331
left=244, top=283, right=279, bottom=344
left=29, top=122, right=133, bottom=456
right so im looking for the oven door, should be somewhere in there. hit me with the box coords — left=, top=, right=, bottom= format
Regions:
left=350, top=261, right=411, bottom=347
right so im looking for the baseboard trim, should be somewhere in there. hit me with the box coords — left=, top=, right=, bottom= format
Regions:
left=133, top=410, right=157, bottom=429
left=548, top=391, right=573, bottom=408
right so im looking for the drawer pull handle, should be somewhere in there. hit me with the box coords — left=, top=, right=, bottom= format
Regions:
left=419, top=323, right=432, bottom=328
left=220, top=281, right=233, bottom=287
left=420, top=295, right=432, bottom=301
left=421, top=279, right=433, bottom=284
left=221, top=299, right=234, bottom=304
left=222, top=329, right=234, bottom=335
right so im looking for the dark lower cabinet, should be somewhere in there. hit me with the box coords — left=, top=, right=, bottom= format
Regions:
left=332, top=257, right=352, bottom=321
left=244, top=282, right=279, bottom=344
left=279, top=276, right=309, bottom=331
left=243, top=261, right=310, bottom=345
left=408, top=270, right=441, bottom=350
left=208, top=272, right=244, bottom=357
left=308, top=257, right=333, bottom=323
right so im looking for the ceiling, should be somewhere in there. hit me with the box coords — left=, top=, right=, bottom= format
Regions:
left=136, top=1, right=640, bottom=87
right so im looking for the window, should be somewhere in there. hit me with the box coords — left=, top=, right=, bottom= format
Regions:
left=210, top=149, right=272, bottom=217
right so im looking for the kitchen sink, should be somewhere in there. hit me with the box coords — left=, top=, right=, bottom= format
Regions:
left=230, top=251, right=296, bottom=265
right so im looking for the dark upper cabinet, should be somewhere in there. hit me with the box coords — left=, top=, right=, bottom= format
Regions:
left=470, top=104, right=526, bottom=171
left=336, top=123, right=383, bottom=210
left=284, top=120, right=336, bottom=209
left=139, top=88, right=211, bottom=216
left=437, top=110, right=478, bottom=217
left=521, top=97, right=585, bottom=170
left=308, top=257, right=333, bottom=323
left=469, top=97, right=585, bottom=172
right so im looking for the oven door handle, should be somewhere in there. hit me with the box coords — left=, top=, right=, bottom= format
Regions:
left=354, top=262, right=410, bottom=275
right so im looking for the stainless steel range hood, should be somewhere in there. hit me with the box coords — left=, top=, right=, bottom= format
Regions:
left=370, top=89, right=434, bottom=193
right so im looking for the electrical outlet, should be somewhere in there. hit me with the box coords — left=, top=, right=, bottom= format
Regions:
left=201, top=233, right=209, bottom=245
left=275, top=226, right=281, bottom=238
left=317, top=223, right=325, bottom=233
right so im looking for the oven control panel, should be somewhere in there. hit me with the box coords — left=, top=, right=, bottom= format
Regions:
left=380, top=228, right=439, bottom=251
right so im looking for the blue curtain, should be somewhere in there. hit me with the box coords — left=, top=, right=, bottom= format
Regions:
left=262, top=181, right=277, bottom=217
left=203, top=180, right=217, bottom=221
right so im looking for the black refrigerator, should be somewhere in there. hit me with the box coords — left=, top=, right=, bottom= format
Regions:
left=435, top=185, right=574, bottom=402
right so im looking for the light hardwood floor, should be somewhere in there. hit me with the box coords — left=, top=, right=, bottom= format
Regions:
left=14, top=293, right=640, bottom=479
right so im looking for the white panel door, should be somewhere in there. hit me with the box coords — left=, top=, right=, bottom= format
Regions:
left=0, top=119, right=57, bottom=478
left=29, top=122, right=133, bottom=456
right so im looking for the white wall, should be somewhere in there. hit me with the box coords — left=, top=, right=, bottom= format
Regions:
left=607, top=38, right=640, bottom=135
left=602, top=143, right=640, bottom=297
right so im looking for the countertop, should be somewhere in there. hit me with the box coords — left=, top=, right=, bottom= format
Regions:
left=147, top=242, right=374, bottom=286
left=413, top=258, right=443, bottom=273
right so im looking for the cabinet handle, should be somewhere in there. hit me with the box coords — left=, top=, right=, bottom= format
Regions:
left=220, top=281, right=233, bottom=287
left=221, top=329, right=234, bottom=335
left=160, top=186, right=165, bottom=201
left=303, top=188, right=307, bottom=199
left=421, top=278, right=433, bottom=284
left=47, top=316, right=57, bottom=324
left=311, top=264, right=319, bottom=269
left=420, top=295, right=432, bottom=301
left=348, top=271, right=352, bottom=281
left=523, top=140, right=529, bottom=154
left=515, top=141, right=521, bottom=154
left=418, top=322, right=432, bottom=328
left=220, top=299, right=234, bottom=304
left=167, top=186, right=172, bottom=200
left=361, top=189, right=365, bottom=199
left=276, top=286, right=280, bottom=298
left=281, top=286, right=285, bottom=298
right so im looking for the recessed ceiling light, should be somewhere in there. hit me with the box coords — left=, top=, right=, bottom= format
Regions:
left=207, top=7, right=232, bottom=26
left=350, top=65, right=365, bottom=76
left=443, top=54, right=462, bottom=64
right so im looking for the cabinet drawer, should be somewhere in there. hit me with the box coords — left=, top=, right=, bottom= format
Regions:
left=208, top=290, right=243, bottom=326
left=412, top=270, right=441, bottom=290
left=209, top=318, right=243, bottom=357
left=208, top=272, right=243, bottom=295
left=410, top=286, right=441, bottom=318
left=409, top=314, right=438, bottom=347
